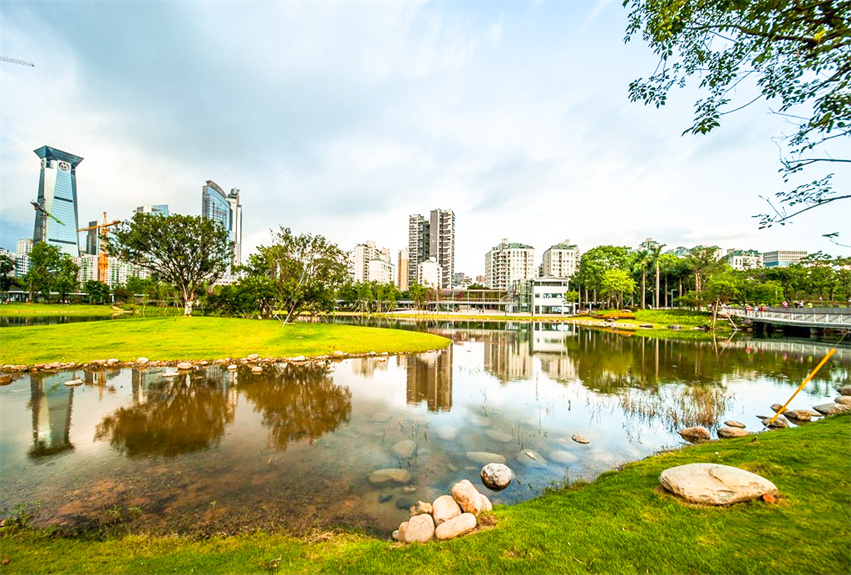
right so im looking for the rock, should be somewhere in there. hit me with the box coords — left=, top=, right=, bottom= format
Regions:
left=813, top=403, right=850, bottom=415
left=292, top=355, right=306, bottom=362
left=761, top=417, right=789, bottom=429
left=479, top=494, right=492, bottom=512
left=549, top=450, right=579, bottom=465
left=398, top=513, right=435, bottom=543
left=571, top=433, right=590, bottom=444
left=717, top=426, right=749, bottom=438
left=247, top=354, right=259, bottom=361
left=333, top=350, right=346, bottom=358
left=227, top=364, right=238, bottom=371
left=136, top=357, right=149, bottom=365
left=432, top=495, right=462, bottom=526
left=660, top=463, right=777, bottom=505
left=515, top=449, right=547, bottom=467
left=63, top=378, right=84, bottom=387
left=724, top=420, right=746, bottom=428
left=391, top=440, right=417, bottom=459
left=785, top=410, right=812, bottom=422
left=469, top=415, right=492, bottom=428
left=391, top=529, right=400, bottom=541
left=466, top=451, right=506, bottom=465
left=838, top=386, right=851, bottom=396
left=481, top=463, right=513, bottom=491
left=435, top=426, right=458, bottom=440
left=678, top=426, right=711, bottom=441
left=371, top=412, right=392, bottom=423
left=162, top=371, right=180, bottom=378
left=368, top=468, right=411, bottom=485
left=770, top=403, right=784, bottom=413
left=451, top=480, right=483, bottom=516
left=177, top=362, right=193, bottom=370
left=378, top=494, right=392, bottom=503
left=409, top=501, right=433, bottom=517
left=90, top=359, right=108, bottom=366
left=0, top=376, right=12, bottom=386
left=835, top=396, right=851, bottom=407
left=435, top=513, right=477, bottom=540
left=106, top=358, right=119, bottom=367
left=251, top=366, right=263, bottom=374
left=485, top=430, right=513, bottom=443
left=396, top=498, right=414, bottom=510
left=402, top=486, right=417, bottom=494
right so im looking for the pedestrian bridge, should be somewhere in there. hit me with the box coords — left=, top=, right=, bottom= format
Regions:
left=732, top=307, right=851, bottom=331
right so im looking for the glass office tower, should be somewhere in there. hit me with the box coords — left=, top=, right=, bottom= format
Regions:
left=33, top=146, right=83, bottom=257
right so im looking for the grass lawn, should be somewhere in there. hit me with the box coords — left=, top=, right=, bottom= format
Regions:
left=0, top=303, right=118, bottom=316
left=2, top=415, right=848, bottom=574
left=0, top=317, right=450, bottom=365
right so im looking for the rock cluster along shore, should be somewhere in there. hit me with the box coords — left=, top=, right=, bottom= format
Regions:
left=677, top=387, right=851, bottom=441
left=0, top=349, right=433, bottom=376
left=392, top=479, right=493, bottom=544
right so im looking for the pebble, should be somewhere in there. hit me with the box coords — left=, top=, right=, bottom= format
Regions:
left=571, top=433, right=590, bottom=444
left=378, top=494, right=392, bottom=503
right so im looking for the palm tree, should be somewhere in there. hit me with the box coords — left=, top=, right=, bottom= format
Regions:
left=649, top=243, right=666, bottom=308
left=632, top=249, right=651, bottom=309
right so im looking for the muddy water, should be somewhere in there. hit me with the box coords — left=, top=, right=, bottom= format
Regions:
left=0, top=323, right=847, bottom=536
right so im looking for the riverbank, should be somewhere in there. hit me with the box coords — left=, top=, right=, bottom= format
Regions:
left=0, top=303, right=118, bottom=316
left=0, top=317, right=451, bottom=367
left=3, top=413, right=847, bottom=574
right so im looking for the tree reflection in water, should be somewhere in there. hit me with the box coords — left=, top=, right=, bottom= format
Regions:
left=94, top=372, right=235, bottom=457
left=240, top=363, right=352, bottom=450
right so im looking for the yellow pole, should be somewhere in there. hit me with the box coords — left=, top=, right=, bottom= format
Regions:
left=769, top=348, right=837, bottom=425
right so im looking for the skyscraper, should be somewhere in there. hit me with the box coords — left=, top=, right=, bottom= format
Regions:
left=201, top=181, right=242, bottom=270
left=136, top=204, right=169, bottom=216
left=33, top=146, right=83, bottom=257
left=408, top=209, right=455, bottom=289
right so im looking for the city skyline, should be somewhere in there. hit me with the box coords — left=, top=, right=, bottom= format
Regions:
left=1, top=2, right=848, bottom=277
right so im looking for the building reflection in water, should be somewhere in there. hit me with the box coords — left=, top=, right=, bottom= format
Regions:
left=405, top=347, right=453, bottom=411
left=28, top=373, right=75, bottom=460
left=532, top=323, right=579, bottom=383
left=483, top=323, right=533, bottom=382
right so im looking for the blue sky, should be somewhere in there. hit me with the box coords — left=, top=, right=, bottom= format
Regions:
left=2, top=0, right=848, bottom=276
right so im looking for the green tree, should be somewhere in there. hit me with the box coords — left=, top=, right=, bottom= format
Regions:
left=600, top=268, right=636, bottom=309
left=0, top=254, right=15, bottom=295
left=247, top=227, right=349, bottom=325
left=577, top=246, right=634, bottom=307
left=685, top=246, right=725, bottom=298
left=407, top=283, right=427, bottom=310
left=108, top=213, right=232, bottom=316
left=625, top=0, right=850, bottom=228
left=24, top=242, right=76, bottom=302
left=83, top=280, right=111, bottom=304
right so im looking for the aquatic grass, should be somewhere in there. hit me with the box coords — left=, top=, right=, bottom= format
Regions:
left=2, top=415, right=848, bottom=574
left=0, top=317, right=450, bottom=365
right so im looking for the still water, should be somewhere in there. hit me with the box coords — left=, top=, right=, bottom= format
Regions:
left=0, top=322, right=847, bottom=536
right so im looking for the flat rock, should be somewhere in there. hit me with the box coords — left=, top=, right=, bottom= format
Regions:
left=176, top=362, right=193, bottom=370
left=834, top=396, right=851, bottom=407
left=227, top=364, right=238, bottom=371
left=480, top=463, right=512, bottom=491
left=291, top=355, right=306, bottom=362
left=0, top=376, right=12, bottom=386
left=485, top=430, right=514, bottom=443
left=247, top=354, right=259, bottom=361
left=549, top=450, right=579, bottom=465
left=813, top=403, right=850, bottom=415
left=391, top=440, right=417, bottom=459
left=432, top=495, right=462, bottom=526
left=469, top=415, right=492, bottom=428
left=770, top=403, right=784, bottom=413
left=838, top=386, right=851, bottom=396
left=333, top=350, right=346, bottom=358
left=451, top=479, right=482, bottom=516
left=717, top=426, right=749, bottom=438
left=398, top=513, right=435, bottom=543
left=724, top=420, right=746, bottom=428
left=435, top=513, right=477, bottom=541
left=761, top=417, right=789, bottom=429
left=467, top=451, right=506, bottom=465
left=435, top=426, right=458, bottom=440
left=571, top=433, right=590, bottom=444
left=136, top=357, right=149, bottom=365
left=660, top=463, right=777, bottom=505
left=515, top=449, right=547, bottom=467
left=371, top=412, right=393, bottom=423
left=368, top=468, right=411, bottom=485
left=678, top=426, right=711, bottom=441
left=251, top=366, right=263, bottom=374
left=785, top=410, right=812, bottom=422
left=63, top=378, right=83, bottom=387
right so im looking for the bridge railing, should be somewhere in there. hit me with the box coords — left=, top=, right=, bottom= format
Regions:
left=729, top=306, right=851, bottom=327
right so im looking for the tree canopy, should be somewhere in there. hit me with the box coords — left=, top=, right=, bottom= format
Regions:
left=624, top=0, right=850, bottom=228
left=23, top=242, right=79, bottom=302
left=108, top=213, right=232, bottom=316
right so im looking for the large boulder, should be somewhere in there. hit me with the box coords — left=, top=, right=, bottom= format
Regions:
left=814, top=403, right=850, bottom=415
left=838, top=386, right=851, bottom=396
left=480, top=463, right=512, bottom=491
left=834, top=396, right=851, bottom=407
left=432, top=495, right=462, bottom=526
left=717, top=426, right=749, bottom=439
left=660, top=463, right=777, bottom=505
left=397, top=513, right=435, bottom=543
left=435, top=513, right=477, bottom=541
left=678, top=426, right=710, bottom=441
left=451, top=480, right=483, bottom=516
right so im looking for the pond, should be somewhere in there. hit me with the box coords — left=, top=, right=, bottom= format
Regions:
left=0, top=322, right=847, bottom=536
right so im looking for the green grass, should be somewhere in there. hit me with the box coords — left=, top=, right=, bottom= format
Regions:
left=2, top=415, right=848, bottom=574
left=0, top=303, right=118, bottom=317
left=0, top=317, right=451, bottom=365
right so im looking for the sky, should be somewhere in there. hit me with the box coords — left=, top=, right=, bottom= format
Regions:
left=1, top=0, right=849, bottom=278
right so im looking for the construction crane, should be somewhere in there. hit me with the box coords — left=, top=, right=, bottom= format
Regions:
left=78, top=213, right=121, bottom=284
left=1, top=55, right=35, bottom=67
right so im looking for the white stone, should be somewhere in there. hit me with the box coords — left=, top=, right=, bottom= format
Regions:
left=333, top=350, right=346, bottom=358
left=717, top=427, right=749, bottom=438
left=549, top=450, right=579, bottom=465
left=136, top=357, right=149, bottom=365
left=227, top=364, right=238, bottom=371
left=571, top=433, right=590, bottom=444
left=659, top=463, right=777, bottom=505
left=176, top=362, right=193, bottom=370
left=391, top=440, right=417, bottom=459
left=466, top=451, right=506, bottom=465
left=107, top=358, right=119, bottom=367
left=63, top=378, right=83, bottom=387
left=835, top=396, right=851, bottom=407
left=515, top=449, right=547, bottom=467
left=292, top=355, right=306, bottom=362
left=480, top=463, right=512, bottom=491
left=435, top=513, right=477, bottom=540
left=451, top=479, right=483, bottom=516
left=479, top=494, right=492, bottom=512
left=368, top=468, right=411, bottom=485
left=398, top=513, right=435, bottom=543
left=251, top=366, right=263, bottom=374
left=247, top=354, right=259, bottom=361
left=431, top=495, right=462, bottom=526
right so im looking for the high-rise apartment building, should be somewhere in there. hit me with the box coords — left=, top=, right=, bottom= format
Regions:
left=408, top=209, right=455, bottom=289
left=542, top=240, right=580, bottom=278
left=201, top=181, right=242, bottom=270
left=352, top=241, right=394, bottom=284
left=725, top=249, right=763, bottom=270
left=136, top=204, right=169, bottom=216
left=485, top=239, right=536, bottom=290
left=33, top=146, right=83, bottom=257
left=397, top=249, right=409, bottom=291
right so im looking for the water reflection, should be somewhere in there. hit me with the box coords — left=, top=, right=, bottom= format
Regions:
left=28, top=373, right=75, bottom=459
left=94, top=370, right=235, bottom=457
left=404, top=348, right=453, bottom=411
left=240, top=363, right=352, bottom=450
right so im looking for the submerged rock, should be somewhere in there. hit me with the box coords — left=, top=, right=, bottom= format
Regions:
left=391, top=440, right=417, bottom=459
left=515, top=449, right=547, bottom=467
left=368, top=468, right=411, bottom=485
left=549, top=450, right=579, bottom=465
left=466, top=451, right=506, bottom=465
left=813, top=403, right=850, bottom=415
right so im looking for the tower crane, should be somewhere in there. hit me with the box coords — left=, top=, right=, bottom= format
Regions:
left=1, top=56, right=35, bottom=67
left=78, top=213, right=121, bottom=284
